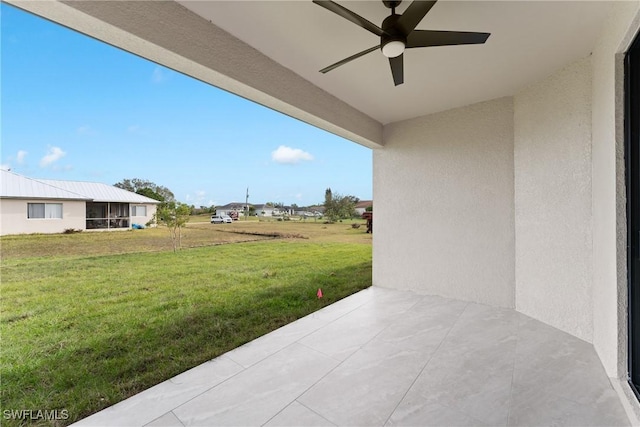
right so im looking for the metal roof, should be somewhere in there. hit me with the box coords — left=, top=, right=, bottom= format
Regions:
left=39, top=179, right=161, bottom=204
left=0, top=170, right=90, bottom=200
left=1, top=170, right=160, bottom=204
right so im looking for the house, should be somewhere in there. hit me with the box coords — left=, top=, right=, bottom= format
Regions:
left=253, top=203, right=290, bottom=217
left=215, top=202, right=247, bottom=217
left=276, top=206, right=295, bottom=216
left=7, top=0, right=640, bottom=423
left=354, top=200, right=372, bottom=216
left=0, top=170, right=160, bottom=235
left=253, top=203, right=274, bottom=216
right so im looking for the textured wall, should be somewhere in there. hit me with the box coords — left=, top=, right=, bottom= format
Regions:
left=0, top=199, right=86, bottom=235
left=131, top=203, right=157, bottom=227
left=374, top=97, right=515, bottom=308
left=591, top=1, right=640, bottom=378
left=514, top=57, right=593, bottom=343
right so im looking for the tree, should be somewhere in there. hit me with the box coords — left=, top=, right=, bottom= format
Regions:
left=323, top=188, right=358, bottom=222
left=325, top=188, right=333, bottom=206
left=336, top=195, right=358, bottom=219
left=136, top=187, right=164, bottom=202
left=114, top=178, right=175, bottom=203
left=155, top=202, right=191, bottom=252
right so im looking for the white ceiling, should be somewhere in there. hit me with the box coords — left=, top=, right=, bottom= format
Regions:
left=178, top=1, right=612, bottom=124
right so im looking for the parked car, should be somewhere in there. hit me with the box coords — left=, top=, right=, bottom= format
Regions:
left=211, top=215, right=233, bottom=224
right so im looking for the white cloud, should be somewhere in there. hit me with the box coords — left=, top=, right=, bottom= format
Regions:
left=271, top=145, right=314, bottom=165
left=16, top=150, right=27, bottom=164
left=40, top=146, right=66, bottom=168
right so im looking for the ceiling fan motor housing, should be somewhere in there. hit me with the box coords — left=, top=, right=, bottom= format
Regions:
left=314, top=0, right=491, bottom=85
left=382, top=0, right=403, bottom=9
left=381, top=13, right=407, bottom=53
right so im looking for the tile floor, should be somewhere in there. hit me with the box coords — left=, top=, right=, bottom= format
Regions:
left=73, top=287, right=631, bottom=427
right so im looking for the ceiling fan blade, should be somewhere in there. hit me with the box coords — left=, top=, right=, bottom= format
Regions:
left=407, top=30, right=490, bottom=48
left=397, top=1, right=437, bottom=35
left=313, top=0, right=385, bottom=37
left=389, top=54, right=404, bottom=86
left=320, top=45, right=380, bottom=73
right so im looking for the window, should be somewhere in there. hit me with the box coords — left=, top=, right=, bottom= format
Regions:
left=27, top=203, right=63, bottom=219
left=132, top=205, right=147, bottom=217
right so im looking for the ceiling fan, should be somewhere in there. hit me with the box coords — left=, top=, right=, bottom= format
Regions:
left=313, top=0, right=490, bottom=86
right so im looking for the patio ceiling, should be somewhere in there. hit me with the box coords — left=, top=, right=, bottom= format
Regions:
left=178, top=0, right=613, bottom=124
left=7, top=0, right=613, bottom=147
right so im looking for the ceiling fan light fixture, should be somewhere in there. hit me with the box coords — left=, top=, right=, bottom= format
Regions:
left=382, top=40, right=405, bottom=58
left=314, top=0, right=490, bottom=86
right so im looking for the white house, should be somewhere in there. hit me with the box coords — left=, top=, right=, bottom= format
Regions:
left=215, top=202, right=246, bottom=217
left=6, top=0, right=640, bottom=423
left=0, top=170, right=160, bottom=235
left=253, top=203, right=275, bottom=217
left=355, top=200, right=373, bottom=216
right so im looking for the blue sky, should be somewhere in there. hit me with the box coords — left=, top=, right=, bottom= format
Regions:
left=0, top=3, right=372, bottom=207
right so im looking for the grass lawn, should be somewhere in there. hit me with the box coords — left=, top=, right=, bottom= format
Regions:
left=1, top=221, right=371, bottom=425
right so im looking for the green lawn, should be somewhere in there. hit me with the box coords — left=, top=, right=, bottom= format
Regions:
left=1, top=224, right=371, bottom=425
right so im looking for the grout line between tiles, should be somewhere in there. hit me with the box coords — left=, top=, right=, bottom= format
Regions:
left=167, top=356, right=250, bottom=415
left=382, top=301, right=470, bottom=426
left=287, top=293, right=427, bottom=424
left=215, top=289, right=375, bottom=368
left=167, top=341, right=334, bottom=421
left=135, top=292, right=378, bottom=420
left=295, top=399, right=339, bottom=426
left=260, top=399, right=337, bottom=427
left=260, top=401, right=294, bottom=427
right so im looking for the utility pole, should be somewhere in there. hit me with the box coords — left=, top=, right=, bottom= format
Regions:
left=245, top=187, right=249, bottom=220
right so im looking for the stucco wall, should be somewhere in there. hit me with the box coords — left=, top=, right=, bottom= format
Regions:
left=374, top=97, right=515, bottom=308
left=131, top=204, right=157, bottom=227
left=514, top=57, right=593, bottom=343
left=591, top=0, right=640, bottom=378
left=0, top=199, right=86, bottom=235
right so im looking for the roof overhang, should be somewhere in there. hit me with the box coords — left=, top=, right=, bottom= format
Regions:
left=5, top=0, right=614, bottom=147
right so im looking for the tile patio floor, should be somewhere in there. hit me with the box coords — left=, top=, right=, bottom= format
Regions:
left=74, top=287, right=630, bottom=426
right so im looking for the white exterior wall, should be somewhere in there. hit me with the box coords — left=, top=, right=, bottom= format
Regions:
left=0, top=199, right=86, bottom=235
left=375, top=97, right=515, bottom=308
left=131, top=203, right=157, bottom=227
left=258, top=208, right=275, bottom=217
left=514, top=57, right=594, bottom=342
left=591, top=1, right=640, bottom=379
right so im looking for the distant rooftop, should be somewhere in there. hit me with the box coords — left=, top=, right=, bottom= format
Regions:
left=355, top=200, right=373, bottom=209
left=1, top=170, right=160, bottom=204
